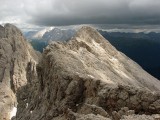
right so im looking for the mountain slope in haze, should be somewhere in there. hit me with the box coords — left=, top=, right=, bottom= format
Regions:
left=0, top=24, right=40, bottom=119
left=24, top=27, right=54, bottom=40
left=99, top=31, right=160, bottom=80
left=23, top=31, right=37, bottom=40
left=15, top=26, right=160, bottom=120
left=33, top=27, right=54, bottom=39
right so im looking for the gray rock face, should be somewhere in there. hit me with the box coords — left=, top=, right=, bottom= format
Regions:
left=15, top=26, right=160, bottom=120
left=0, top=24, right=40, bottom=119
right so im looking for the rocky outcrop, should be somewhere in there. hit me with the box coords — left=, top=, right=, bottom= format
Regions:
left=0, top=24, right=40, bottom=119
left=15, top=26, right=160, bottom=120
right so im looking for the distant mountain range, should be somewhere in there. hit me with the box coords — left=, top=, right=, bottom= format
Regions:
left=99, top=30, right=160, bottom=43
left=24, top=28, right=160, bottom=80
left=24, top=27, right=76, bottom=41
left=24, top=28, right=76, bottom=52
left=42, top=28, right=75, bottom=41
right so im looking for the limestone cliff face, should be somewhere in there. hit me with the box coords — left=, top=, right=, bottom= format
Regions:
left=15, top=26, right=160, bottom=120
left=0, top=24, right=40, bottom=119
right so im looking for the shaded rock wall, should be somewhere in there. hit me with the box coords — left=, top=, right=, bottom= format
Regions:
left=0, top=24, right=40, bottom=120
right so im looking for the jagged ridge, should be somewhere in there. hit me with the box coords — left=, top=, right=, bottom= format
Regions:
left=15, top=26, right=160, bottom=120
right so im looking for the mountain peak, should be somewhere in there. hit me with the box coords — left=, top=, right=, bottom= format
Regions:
left=76, top=26, right=102, bottom=38
left=52, top=27, right=61, bottom=32
left=4, top=23, right=23, bottom=37
left=47, top=26, right=160, bottom=92
left=65, top=26, right=117, bottom=58
left=78, top=26, right=97, bottom=32
left=4, top=23, right=20, bottom=31
left=73, top=26, right=110, bottom=45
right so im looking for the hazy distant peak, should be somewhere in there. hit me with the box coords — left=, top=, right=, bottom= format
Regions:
left=33, top=27, right=54, bottom=38
left=52, top=27, right=61, bottom=31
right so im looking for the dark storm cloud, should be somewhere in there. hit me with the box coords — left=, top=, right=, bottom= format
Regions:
left=1, top=0, right=160, bottom=27
left=24, top=0, right=160, bottom=26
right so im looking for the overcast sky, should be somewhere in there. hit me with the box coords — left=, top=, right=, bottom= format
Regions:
left=1, top=0, right=160, bottom=32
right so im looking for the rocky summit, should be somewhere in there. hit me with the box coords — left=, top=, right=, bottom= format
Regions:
left=0, top=24, right=160, bottom=120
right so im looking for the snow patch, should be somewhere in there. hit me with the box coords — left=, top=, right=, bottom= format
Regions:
left=10, top=107, right=17, bottom=119
left=110, top=57, right=118, bottom=62
left=92, top=39, right=106, bottom=53
left=96, top=70, right=115, bottom=84
left=76, top=72, right=80, bottom=74
left=114, top=68, right=130, bottom=79
left=109, top=57, right=130, bottom=79
left=88, top=74, right=94, bottom=78
left=26, top=103, right=28, bottom=108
